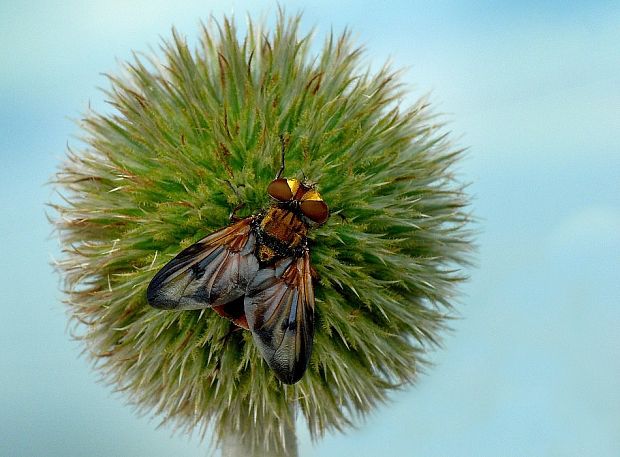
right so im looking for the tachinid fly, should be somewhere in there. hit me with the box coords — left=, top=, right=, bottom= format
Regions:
left=147, top=157, right=329, bottom=384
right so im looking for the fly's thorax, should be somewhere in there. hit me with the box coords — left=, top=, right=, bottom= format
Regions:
left=260, top=206, right=308, bottom=245
left=254, top=206, right=308, bottom=264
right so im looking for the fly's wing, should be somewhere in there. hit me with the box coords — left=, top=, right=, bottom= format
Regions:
left=244, top=252, right=315, bottom=384
left=147, top=217, right=259, bottom=311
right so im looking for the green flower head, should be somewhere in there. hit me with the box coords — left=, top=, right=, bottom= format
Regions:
left=52, top=11, right=473, bottom=457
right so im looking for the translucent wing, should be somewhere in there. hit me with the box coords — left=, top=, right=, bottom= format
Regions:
left=147, top=217, right=259, bottom=311
left=244, top=252, right=315, bottom=384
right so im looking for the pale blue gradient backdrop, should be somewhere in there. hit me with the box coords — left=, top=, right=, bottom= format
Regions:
left=1, top=1, right=619, bottom=456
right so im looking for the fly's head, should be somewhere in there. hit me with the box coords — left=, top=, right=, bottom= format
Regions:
left=267, top=178, right=329, bottom=227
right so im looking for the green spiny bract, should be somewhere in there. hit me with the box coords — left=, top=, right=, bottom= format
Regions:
left=52, top=12, right=472, bottom=457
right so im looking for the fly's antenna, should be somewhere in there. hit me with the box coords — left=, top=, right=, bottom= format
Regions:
left=276, top=134, right=286, bottom=179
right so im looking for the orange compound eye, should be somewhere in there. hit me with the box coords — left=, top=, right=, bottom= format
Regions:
left=300, top=199, right=329, bottom=224
left=267, top=178, right=293, bottom=201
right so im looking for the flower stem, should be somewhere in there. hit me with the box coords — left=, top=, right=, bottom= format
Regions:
left=220, top=406, right=298, bottom=457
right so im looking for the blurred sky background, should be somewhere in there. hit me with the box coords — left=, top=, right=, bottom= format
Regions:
left=1, top=1, right=619, bottom=456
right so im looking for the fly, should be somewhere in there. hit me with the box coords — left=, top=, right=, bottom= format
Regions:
left=146, top=142, right=329, bottom=384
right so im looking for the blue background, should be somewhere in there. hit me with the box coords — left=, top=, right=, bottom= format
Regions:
left=1, top=1, right=619, bottom=455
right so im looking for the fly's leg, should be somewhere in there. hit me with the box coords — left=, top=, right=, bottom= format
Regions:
left=225, top=179, right=247, bottom=222
left=229, top=202, right=247, bottom=222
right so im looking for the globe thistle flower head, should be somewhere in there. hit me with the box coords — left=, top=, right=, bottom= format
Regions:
left=52, top=11, right=473, bottom=457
